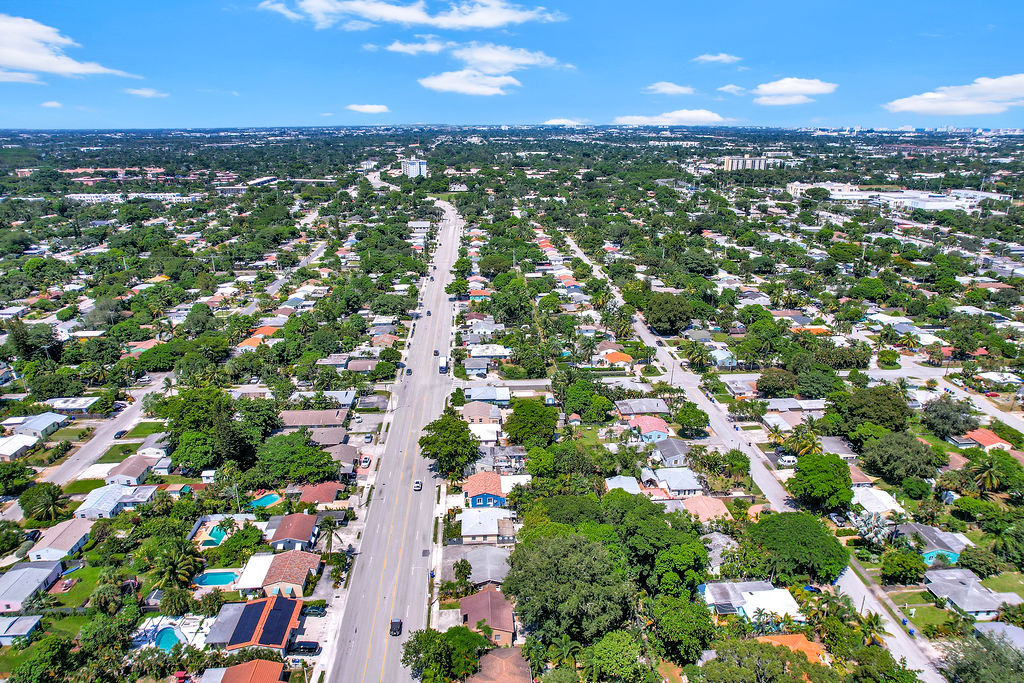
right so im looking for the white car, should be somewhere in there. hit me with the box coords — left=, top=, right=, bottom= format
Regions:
left=777, top=455, right=798, bottom=467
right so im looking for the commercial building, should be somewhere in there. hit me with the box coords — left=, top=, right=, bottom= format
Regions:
left=400, top=158, right=428, bottom=177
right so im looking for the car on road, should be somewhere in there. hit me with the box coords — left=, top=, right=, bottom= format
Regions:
left=360, top=455, right=371, bottom=468
left=655, top=340, right=664, bottom=346
left=413, top=480, right=423, bottom=491
left=113, top=430, right=128, bottom=439
left=389, top=619, right=403, bottom=636
left=426, top=310, right=431, bottom=316
left=433, top=349, right=439, bottom=356
left=406, top=368, right=412, bottom=375
left=986, top=391, right=1000, bottom=397
left=363, top=434, right=373, bottom=444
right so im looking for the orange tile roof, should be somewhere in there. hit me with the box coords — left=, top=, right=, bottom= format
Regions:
left=965, top=428, right=1010, bottom=448
left=604, top=351, right=633, bottom=364
left=464, top=471, right=503, bottom=498
left=237, top=336, right=262, bottom=348
left=682, top=495, right=732, bottom=523
left=219, top=659, right=285, bottom=683
left=252, top=326, right=280, bottom=337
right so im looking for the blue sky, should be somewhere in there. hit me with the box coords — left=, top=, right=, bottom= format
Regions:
left=1, top=0, right=1022, bottom=129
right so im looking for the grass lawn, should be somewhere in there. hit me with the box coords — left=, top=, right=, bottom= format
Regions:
left=578, top=427, right=601, bottom=447
left=982, top=572, right=1024, bottom=600
left=713, top=393, right=736, bottom=405
left=55, top=564, right=102, bottom=607
left=889, top=590, right=933, bottom=606
left=711, top=332, right=731, bottom=342
left=908, top=604, right=949, bottom=630
left=125, top=421, right=166, bottom=438
left=51, top=427, right=89, bottom=442
left=642, top=365, right=663, bottom=377
left=63, top=478, right=105, bottom=495
left=911, top=424, right=961, bottom=454
left=741, top=424, right=762, bottom=431
left=98, top=443, right=138, bottom=464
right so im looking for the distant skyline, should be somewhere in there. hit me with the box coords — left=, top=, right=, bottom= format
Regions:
left=1, top=1, right=1022, bottom=129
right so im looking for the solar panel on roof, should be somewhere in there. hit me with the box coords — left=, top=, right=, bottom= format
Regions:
left=229, top=602, right=264, bottom=646
left=260, top=598, right=297, bottom=646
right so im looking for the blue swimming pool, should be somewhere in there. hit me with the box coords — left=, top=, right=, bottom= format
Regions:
left=154, top=627, right=180, bottom=651
left=194, top=570, right=238, bottom=587
left=250, top=493, right=280, bottom=508
left=201, top=526, right=227, bottom=547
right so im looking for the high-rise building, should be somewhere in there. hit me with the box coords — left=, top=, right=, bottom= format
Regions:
left=401, top=157, right=428, bottom=177
left=722, top=155, right=768, bottom=171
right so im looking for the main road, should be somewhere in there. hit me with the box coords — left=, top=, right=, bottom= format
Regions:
left=327, top=199, right=461, bottom=682
left=563, top=234, right=945, bottom=682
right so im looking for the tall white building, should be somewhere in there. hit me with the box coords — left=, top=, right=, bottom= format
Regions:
left=400, top=157, right=428, bottom=178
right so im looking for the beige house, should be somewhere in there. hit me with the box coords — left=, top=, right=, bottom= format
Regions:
left=462, top=401, right=502, bottom=425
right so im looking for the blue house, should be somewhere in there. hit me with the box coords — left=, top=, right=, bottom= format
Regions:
left=709, top=348, right=737, bottom=369
left=897, top=522, right=972, bottom=565
left=464, top=472, right=506, bottom=508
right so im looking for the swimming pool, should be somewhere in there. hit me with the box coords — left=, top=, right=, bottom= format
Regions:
left=201, top=526, right=227, bottom=547
left=250, top=493, right=280, bottom=508
left=154, top=627, right=181, bottom=651
left=193, top=570, right=238, bottom=587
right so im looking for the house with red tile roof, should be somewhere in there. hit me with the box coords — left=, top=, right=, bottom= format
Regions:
left=627, top=415, right=670, bottom=443
left=263, top=550, right=322, bottom=598
left=464, top=471, right=505, bottom=508
left=963, top=428, right=1012, bottom=452
left=460, top=586, right=515, bottom=646
left=205, top=596, right=302, bottom=653
left=467, top=648, right=531, bottom=683
left=265, top=513, right=318, bottom=551
left=202, top=659, right=286, bottom=683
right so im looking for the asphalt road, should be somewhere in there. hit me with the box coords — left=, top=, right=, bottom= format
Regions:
left=2, top=371, right=172, bottom=523
left=327, top=200, right=461, bottom=683
left=563, top=236, right=946, bottom=682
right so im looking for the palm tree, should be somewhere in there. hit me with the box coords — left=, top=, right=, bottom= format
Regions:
left=858, top=611, right=889, bottom=646
left=972, top=455, right=1001, bottom=495
left=319, top=516, right=338, bottom=554
left=548, top=634, right=582, bottom=669
left=22, top=483, right=66, bottom=521
left=522, top=636, right=548, bottom=678
left=765, top=425, right=786, bottom=448
left=898, top=331, right=920, bottom=350
left=153, top=540, right=203, bottom=589
left=684, top=341, right=712, bottom=370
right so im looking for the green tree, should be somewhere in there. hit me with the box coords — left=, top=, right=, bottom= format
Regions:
left=419, top=407, right=481, bottom=480
left=748, top=512, right=849, bottom=583
left=644, top=293, right=693, bottom=336
left=881, top=548, right=926, bottom=585
left=504, top=399, right=558, bottom=450
left=588, top=630, right=654, bottom=683
left=674, top=401, right=709, bottom=438
left=503, top=534, right=634, bottom=645
left=172, top=430, right=218, bottom=472
left=18, top=483, right=66, bottom=522
left=649, top=594, right=715, bottom=665
left=788, top=453, right=853, bottom=511
left=942, top=631, right=1024, bottom=682
left=861, top=431, right=943, bottom=483
left=922, top=394, right=979, bottom=441
left=246, top=429, right=336, bottom=488
left=701, top=639, right=842, bottom=683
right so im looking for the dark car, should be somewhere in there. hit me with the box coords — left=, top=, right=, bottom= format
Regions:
left=113, top=430, right=128, bottom=439
left=426, top=310, right=431, bottom=316
left=405, top=368, right=412, bottom=375
left=289, top=641, right=321, bottom=655
left=23, top=529, right=40, bottom=542
left=390, top=619, right=403, bottom=636
left=655, top=340, right=664, bottom=347
left=301, top=604, right=327, bottom=617
left=433, top=349, right=439, bottom=356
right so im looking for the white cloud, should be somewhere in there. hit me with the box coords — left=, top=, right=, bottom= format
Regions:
left=320, top=112, right=335, bottom=116
left=386, top=35, right=452, bottom=55
left=644, top=81, right=694, bottom=95
left=543, top=118, right=582, bottom=125
left=0, top=13, right=134, bottom=83
left=884, top=73, right=1024, bottom=115
left=613, top=108, right=727, bottom=125
left=418, top=69, right=520, bottom=95
left=281, top=0, right=563, bottom=30
left=693, top=53, right=741, bottom=64
left=755, top=94, right=814, bottom=105
left=125, top=87, right=168, bottom=98
left=451, top=42, right=557, bottom=74
left=717, top=83, right=745, bottom=95
left=346, top=103, right=389, bottom=113
left=752, top=77, right=836, bottom=105
left=342, top=19, right=376, bottom=30
left=258, top=0, right=304, bottom=20
left=40, top=100, right=61, bottom=108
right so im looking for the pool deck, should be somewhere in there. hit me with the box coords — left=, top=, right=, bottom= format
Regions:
left=192, top=568, right=242, bottom=597
left=133, top=614, right=211, bottom=650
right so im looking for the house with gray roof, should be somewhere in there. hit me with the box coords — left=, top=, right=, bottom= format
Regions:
left=701, top=580, right=775, bottom=615
left=926, top=568, right=1022, bottom=621
left=13, top=412, right=67, bottom=440
left=614, top=398, right=670, bottom=417
left=652, top=439, right=691, bottom=467
left=976, top=621, right=1024, bottom=649
left=897, top=522, right=974, bottom=565
left=136, top=431, right=171, bottom=459
left=605, top=475, right=642, bottom=495
left=0, top=561, right=62, bottom=613
left=640, top=466, right=702, bottom=498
